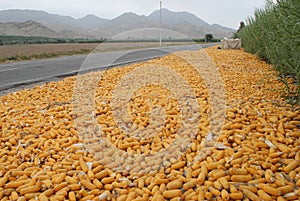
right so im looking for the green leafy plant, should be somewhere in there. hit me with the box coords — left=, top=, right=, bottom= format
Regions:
left=237, top=0, right=300, bottom=108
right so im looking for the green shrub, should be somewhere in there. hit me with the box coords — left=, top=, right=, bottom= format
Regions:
left=237, top=0, right=300, bottom=107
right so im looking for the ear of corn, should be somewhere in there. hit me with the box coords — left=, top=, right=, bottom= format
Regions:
left=0, top=46, right=299, bottom=200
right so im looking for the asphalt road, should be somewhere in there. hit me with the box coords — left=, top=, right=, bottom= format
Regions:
left=0, top=43, right=216, bottom=91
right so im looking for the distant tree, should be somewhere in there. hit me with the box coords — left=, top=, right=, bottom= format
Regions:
left=205, top=34, right=213, bottom=42
left=0, top=39, right=3, bottom=46
left=237, top=21, right=245, bottom=32
left=234, top=21, right=246, bottom=38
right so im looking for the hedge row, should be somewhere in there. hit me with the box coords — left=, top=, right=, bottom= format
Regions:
left=237, top=0, right=300, bottom=107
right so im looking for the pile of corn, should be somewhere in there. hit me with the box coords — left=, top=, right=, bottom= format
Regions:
left=0, top=46, right=299, bottom=201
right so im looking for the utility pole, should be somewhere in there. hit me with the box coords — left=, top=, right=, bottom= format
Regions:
left=160, top=1, right=162, bottom=47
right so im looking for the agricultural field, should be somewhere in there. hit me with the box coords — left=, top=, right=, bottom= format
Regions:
left=0, top=46, right=299, bottom=200
left=0, top=42, right=191, bottom=63
left=0, top=43, right=99, bottom=62
left=0, top=35, right=104, bottom=46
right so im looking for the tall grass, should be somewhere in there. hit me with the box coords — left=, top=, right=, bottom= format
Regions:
left=237, top=0, right=300, bottom=107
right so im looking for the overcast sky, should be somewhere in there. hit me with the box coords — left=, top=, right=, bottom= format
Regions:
left=1, top=0, right=266, bottom=29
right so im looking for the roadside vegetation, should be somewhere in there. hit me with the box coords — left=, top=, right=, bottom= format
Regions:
left=237, top=0, right=300, bottom=108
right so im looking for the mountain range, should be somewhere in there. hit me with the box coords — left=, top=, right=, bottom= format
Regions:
left=0, top=9, right=235, bottom=39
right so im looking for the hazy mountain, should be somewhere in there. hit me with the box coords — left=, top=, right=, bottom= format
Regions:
left=148, top=8, right=208, bottom=27
left=103, top=12, right=154, bottom=36
left=0, top=9, right=235, bottom=39
left=76, top=14, right=109, bottom=30
left=147, top=9, right=234, bottom=38
left=0, top=9, right=77, bottom=32
left=0, top=20, right=58, bottom=37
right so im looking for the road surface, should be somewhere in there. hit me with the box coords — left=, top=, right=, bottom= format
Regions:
left=0, top=43, right=216, bottom=92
